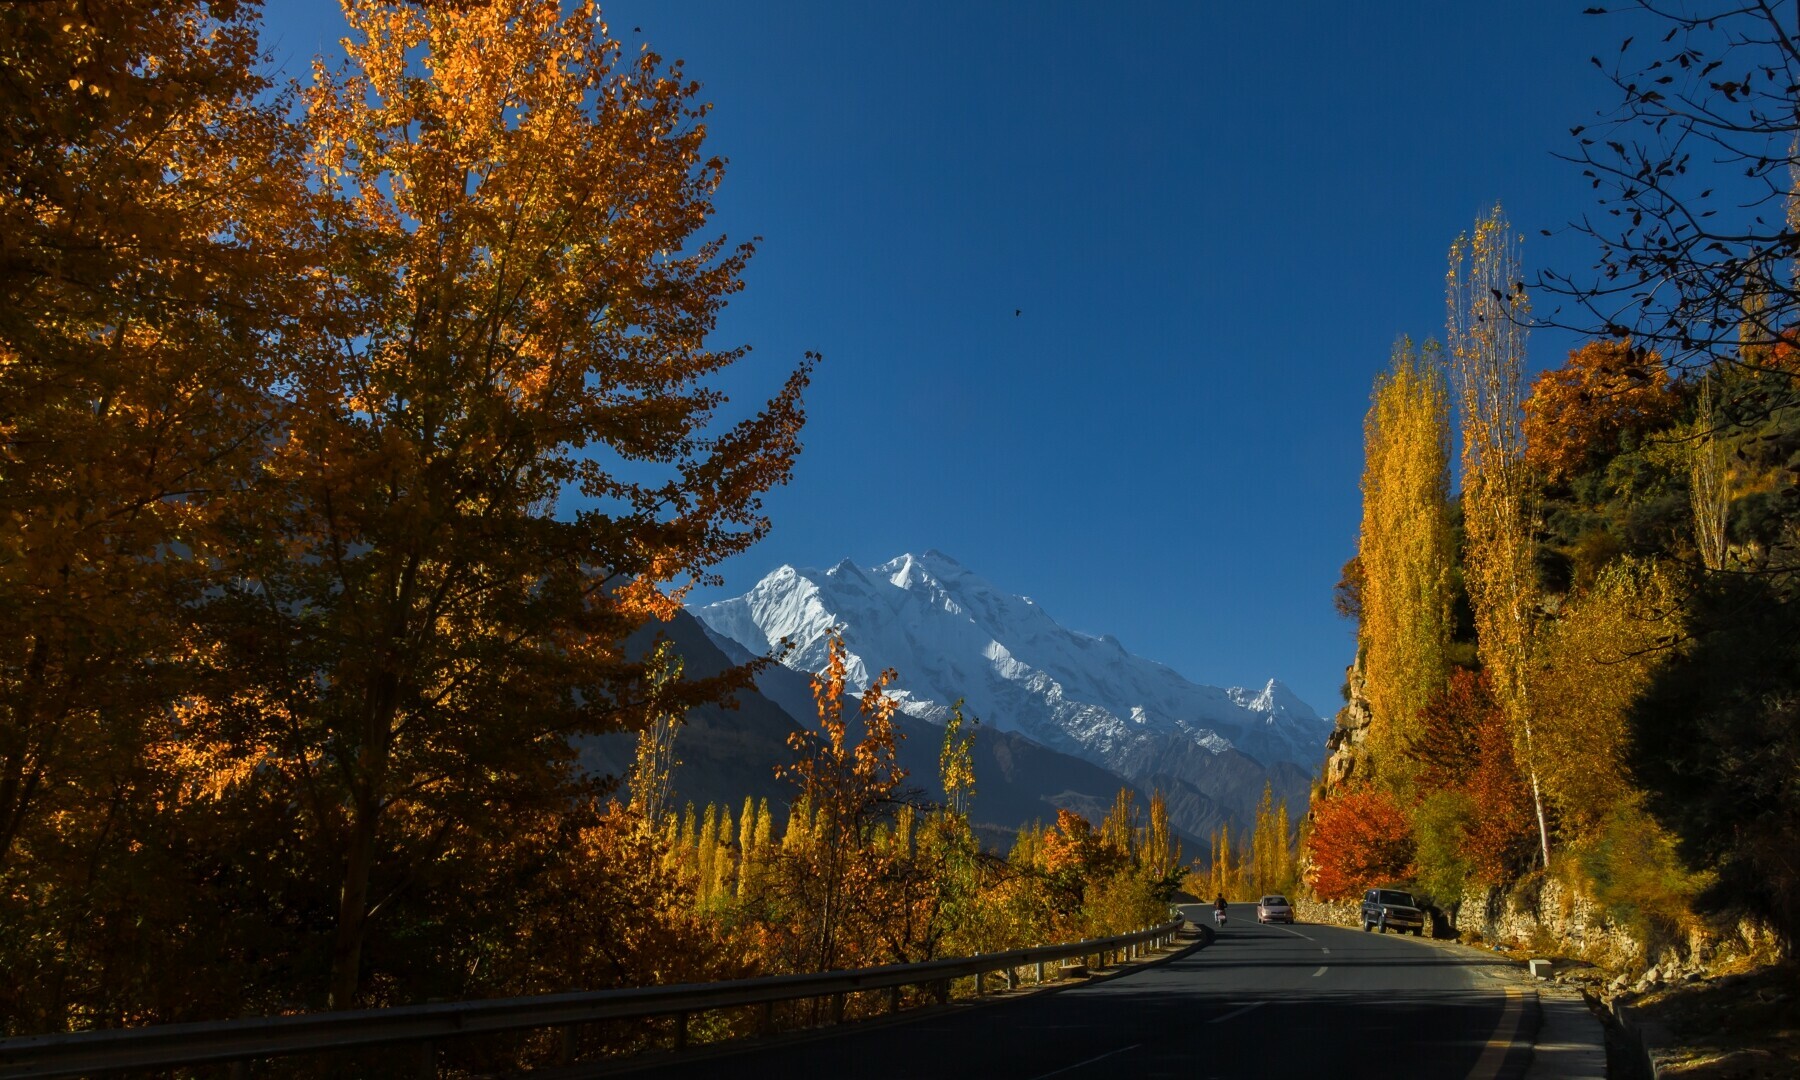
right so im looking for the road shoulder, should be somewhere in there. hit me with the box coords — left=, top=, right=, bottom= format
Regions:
left=1299, top=917, right=1607, bottom=1078
left=1524, top=986, right=1607, bottom=1079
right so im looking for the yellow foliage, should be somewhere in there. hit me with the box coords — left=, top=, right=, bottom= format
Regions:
left=1358, top=338, right=1454, bottom=784
left=1531, top=559, right=1685, bottom=837
left=1448, top=205, right=1550, bottom=868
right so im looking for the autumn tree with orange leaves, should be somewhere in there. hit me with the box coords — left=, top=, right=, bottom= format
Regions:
left=0, top=0, right=319, bottom=1030
left=771, top=633, right=906, bottom=971
left=1, top=0, right=812, bottom=1020
left=1523, top=339, right=1677, bottom=483
left=193, top=0, right=813, bottom=1011
left=1302, top=786, right=1416, bottom=902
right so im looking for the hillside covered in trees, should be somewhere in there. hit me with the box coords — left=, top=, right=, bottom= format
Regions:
left=1308, top=199, right=1800, bottom=960
left=1301, top=8, right=1800, bottom=984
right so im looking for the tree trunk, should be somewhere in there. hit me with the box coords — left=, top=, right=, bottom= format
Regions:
left=328, top=799, right=380, bottom=1009
left=328, top=664, right=400, bottom=1009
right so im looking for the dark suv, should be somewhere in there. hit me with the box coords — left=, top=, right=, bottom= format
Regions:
left=1360, top=888, right=1425, bottom=935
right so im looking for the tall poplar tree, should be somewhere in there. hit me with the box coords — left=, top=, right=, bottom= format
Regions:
left=1357, top=339, right=1453, bottom=783
left=1447, top=206, right=1550, bottom=869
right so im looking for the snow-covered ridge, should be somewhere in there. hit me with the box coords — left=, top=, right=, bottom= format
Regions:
left=693, top=551, right=1330, bottom=772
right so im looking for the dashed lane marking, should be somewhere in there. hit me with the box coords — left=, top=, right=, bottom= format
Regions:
left=1312, top=966, right=1329, bottom=977
left=1027, top=1042, right=1143, bottom=1079
left=1208, top=1001, right=1268, bottom=1023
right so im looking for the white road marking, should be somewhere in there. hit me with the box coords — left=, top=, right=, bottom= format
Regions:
left=1312, top=966, right=1329, bottom=977
left=1028, top=1042, right=1143, bottom=1079
left=1209, top=1001, right=1268, bottom=1023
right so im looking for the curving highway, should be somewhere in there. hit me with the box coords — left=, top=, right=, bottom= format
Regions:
left=603, top=903, right=1537, bottom=1079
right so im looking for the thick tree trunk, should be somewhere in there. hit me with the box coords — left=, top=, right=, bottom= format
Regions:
left=328, top=663, right=400, bottom=1009
left=328, top=801, right=380, bottom=1009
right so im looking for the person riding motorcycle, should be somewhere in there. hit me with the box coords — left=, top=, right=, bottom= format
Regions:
left=1214, top=894, right=1227, bottom=925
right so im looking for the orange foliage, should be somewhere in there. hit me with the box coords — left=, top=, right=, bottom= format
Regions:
left=1303, top=786, right=1416, bottom=901
left=1523, top=339, right=1677, bottom=480
left=772, top=634, right=908, bottom=971
left=1462, top=701, right=1539, bottom=885
left=1403, top=668, right=1490, bottom=791
left=1404, top=669, right=1539, bottom=887
left=1042, top=809, right=1099, bottom=875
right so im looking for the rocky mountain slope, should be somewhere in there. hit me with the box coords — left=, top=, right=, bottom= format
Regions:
left=693, top=551, right=1329, bottom=838
left=580, top=610, right=1198, bottom=851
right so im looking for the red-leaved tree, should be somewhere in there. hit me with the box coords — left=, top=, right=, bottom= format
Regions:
left=1303, top=786, right=1416, bottom=901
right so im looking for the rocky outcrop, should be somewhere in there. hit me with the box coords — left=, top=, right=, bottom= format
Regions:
left=1317, top=652, right=1372, bottom=797
left=1296, top=653, right=1373, bottom=890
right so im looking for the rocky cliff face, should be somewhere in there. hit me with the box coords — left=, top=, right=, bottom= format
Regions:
left=1317, top=651, right=1373, bottom=799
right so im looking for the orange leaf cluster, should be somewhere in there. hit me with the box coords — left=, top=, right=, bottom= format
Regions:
left=1405, top=670, right=1539, bottom=886
left=1303, top=786, right=1416, bottom=901
left=1523, top=339, right=1677, bottom=481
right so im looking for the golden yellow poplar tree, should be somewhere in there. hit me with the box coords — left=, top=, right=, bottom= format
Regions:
left=696, top=806, right=718, bottom=904
left=206, top=0, right=813, bottom=1009
left=1140, top=789, right=1179, bottom=886
left=1357, top=339, right=1453, bottom=784
left=1101, top=787, right=1138, bottom=860
left=1447, top=206, right=1550, bottom=868
left=938, top=700, right=977, bottom=819
left=1275, top=798, right=1293, bottom=892
left=626, top=641, right=685, bottom=832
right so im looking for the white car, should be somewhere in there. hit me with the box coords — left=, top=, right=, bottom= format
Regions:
left=1256, top=894, right=1296, bottom=924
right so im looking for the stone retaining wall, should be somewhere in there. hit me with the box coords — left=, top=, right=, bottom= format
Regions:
left=1293, top=897, right=1358, bottom=929
left=1452, top=876, right=1642, bottom=964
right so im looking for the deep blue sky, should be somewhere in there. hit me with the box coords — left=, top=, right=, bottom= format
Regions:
left=259, top=2, right=1627, bottom=716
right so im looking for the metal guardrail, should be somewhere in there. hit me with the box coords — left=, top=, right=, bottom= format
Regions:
left=0, top=919, right=1186, bottom=1078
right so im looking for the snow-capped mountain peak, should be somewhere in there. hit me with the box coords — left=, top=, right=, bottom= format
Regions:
left=693, top=553, right=1329, bottom=774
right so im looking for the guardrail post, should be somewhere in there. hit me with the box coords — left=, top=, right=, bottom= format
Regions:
left=759, top=1000, right=774, bottom=1036
left=832, top=992, right=846, bottom=1024
left=934, top=979, right=949, bottom=1005
left=889, top=985, right=901, bottom=1013
left=556, top=1026, right=576, bottom=1065
left=674, top=1012, right=688, bottom=1050
left=230, top=1061, right=250, bottom=1080
left=974, top=971, right=984, bottom=996
left=1036, top=960, right=1046, bottom=983
left=415, top=1039, right=435, bottom=1080
left=1006, top=966, right=1018, bottom=990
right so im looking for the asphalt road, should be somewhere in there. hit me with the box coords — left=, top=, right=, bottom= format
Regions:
left=606, top=903, right=1536, bottom=1080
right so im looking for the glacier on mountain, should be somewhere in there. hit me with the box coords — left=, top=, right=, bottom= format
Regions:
left=693, top=551, right=1331, bottom=777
